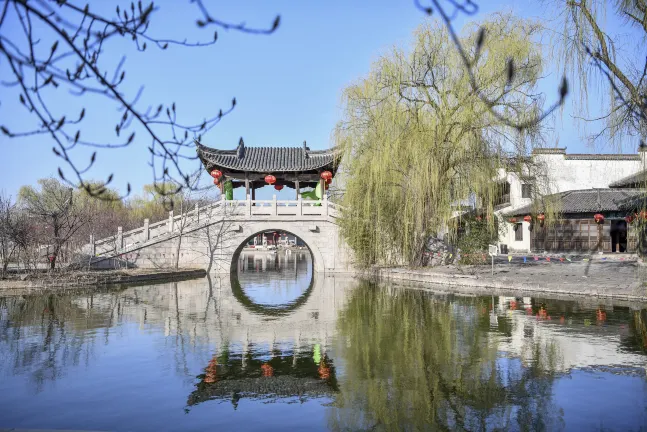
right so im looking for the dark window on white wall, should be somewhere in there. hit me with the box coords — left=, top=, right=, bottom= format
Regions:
left=521, top=184, right=532, bottom=199
left=515, top=224, right=523, bottom=241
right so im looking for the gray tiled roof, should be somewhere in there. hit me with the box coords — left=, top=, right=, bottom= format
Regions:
left=506, top=188, right=646, bottom=216
left=564, top=154, right=640, bottom=160
left=531, top=147, right=641, bottom=160
left=609, top=170, right=647, bottom=188
left=196, top=142, right=341, bottom=172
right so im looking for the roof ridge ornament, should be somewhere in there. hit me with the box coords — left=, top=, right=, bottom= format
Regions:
left=303, top=140, right=309, bottom=159
left=237, top=137, right=245, bottom=160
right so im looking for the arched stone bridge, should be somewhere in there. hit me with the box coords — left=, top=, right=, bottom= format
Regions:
left=88, top=198, right=354, bottom=273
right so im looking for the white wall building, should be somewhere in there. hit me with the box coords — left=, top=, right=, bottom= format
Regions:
left=496, top=147, right=646, bottom=253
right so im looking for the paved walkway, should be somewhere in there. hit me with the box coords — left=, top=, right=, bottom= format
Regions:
left=376, top=255, right=647, bottom=301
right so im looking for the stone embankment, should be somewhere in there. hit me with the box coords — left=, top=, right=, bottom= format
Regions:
left=374, top=255, right=647, bottom=302
left=0, top=268, right=206, bottom=297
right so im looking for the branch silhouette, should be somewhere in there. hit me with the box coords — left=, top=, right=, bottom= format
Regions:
left=0, top=0, right=280, bottom=201
left=413, top=0, right=568, bottom=131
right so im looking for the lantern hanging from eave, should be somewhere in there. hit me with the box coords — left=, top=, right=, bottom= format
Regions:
left=625, top=215, right=634, bottom=224
left=320, top=171, right=333, bottom=181
left=537, top=213, right=545, bottom=226
left=523, top=215, right=532, bottom=223
left=213, top=178, right=220, bottom=186
left=210, top=169, right=222, bottom=179
left=325, top=177, right=332, bottom=184
left=594, top=213, right=605, bottom=224
left=265, top=174, right=276, bottom=185
left=508, top=217, right=517, bottom=224
left=274, top=184, right=284, bottom=191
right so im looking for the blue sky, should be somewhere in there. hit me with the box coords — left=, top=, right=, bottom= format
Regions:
left=0, top=1, right=640, bottom=200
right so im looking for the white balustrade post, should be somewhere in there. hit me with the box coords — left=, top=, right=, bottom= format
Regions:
left=298, top=198, right=303, bottom=216
left=116, top=227, right=123, bottom=252
left=247, top=194, right=252, bottom=216
left=143, top=218, right=150, bottom=241
left=168, top=211, right=174, bottom=233
left=272, top=194, right=277, bottom=216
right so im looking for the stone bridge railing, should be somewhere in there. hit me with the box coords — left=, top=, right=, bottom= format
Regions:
left=89, top=197, right=342, bottom=258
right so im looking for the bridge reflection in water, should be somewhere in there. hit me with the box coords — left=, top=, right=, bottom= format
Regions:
left=187, top=251, right=343, bottom=406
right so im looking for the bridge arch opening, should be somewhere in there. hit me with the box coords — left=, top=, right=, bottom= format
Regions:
left=230, top=229, right=319, bottom=316
left=229, top=227, right=325, bottom=274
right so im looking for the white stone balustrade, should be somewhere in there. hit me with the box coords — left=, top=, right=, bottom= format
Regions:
left=87, top=199, right=351, bottom=273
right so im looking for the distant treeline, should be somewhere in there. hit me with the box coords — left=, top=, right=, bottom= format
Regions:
left=0, top=179, right=217, bottom=272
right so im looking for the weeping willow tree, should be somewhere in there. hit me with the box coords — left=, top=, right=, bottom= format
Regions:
left=327, top=282, right=563, bottom=431
left=336, top=14, right=546, bottom=267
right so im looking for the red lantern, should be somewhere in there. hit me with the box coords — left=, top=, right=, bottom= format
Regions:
left=625, top=215, right=634, bottom=224
left=640, top=210, right=647, bottom=220
left=325, top=178, right=332, bottom=184
left=274, top=184, right=284, bottom=191
left=325, top=183, right=329, bottom=190
left=594, top=213, right=605, bottom=224
left=475, top=216, right=482, bottom=221
left=261, top=363, right=274, bottom=377
left=265, top=175, right=276, bottom=185
left=210, top=169, right=222, bottom=179
left=508, top=217, right=517, bottom=224
left=523, top=215, right=532, bottom=223
left=213, top=178, right=220, bottom=186
left=320, top=171, right=333, bottom=181
left=537, top=213, right=545, bottom=222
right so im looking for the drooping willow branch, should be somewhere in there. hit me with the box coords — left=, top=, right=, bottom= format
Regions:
left=413, top=0, right=568, bottom=131
left=0, top=0, right=280, bottom=201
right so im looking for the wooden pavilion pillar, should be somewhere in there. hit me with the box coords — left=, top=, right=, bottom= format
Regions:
left=320, top=178, right=326, bottom=201
left=295, top=179, right=300, bottom=200
left=244, top=173, right=250, bottom=199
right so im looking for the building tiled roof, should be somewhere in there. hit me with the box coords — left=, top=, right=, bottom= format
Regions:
left=531, top=147, right=640, bottom=160
left=564, top=154, right=640, bottom=160
left=609, top=170, right=647, bottom=188
left=532, top=148, right=566, bottom=155
left=196, top=141, right=341, bottom=173
left=506, top=189, right=647, bottom=216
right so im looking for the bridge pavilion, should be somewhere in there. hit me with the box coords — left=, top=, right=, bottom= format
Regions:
left=196, top=139, right=341, bottom=200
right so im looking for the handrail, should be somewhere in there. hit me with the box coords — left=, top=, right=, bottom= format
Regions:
left=90, top=199, right=344, bottom=255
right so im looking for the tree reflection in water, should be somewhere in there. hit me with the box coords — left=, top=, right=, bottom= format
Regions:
left=0, top=291, right=114, bottom=392
left=328, top=282, right=564, bottom=431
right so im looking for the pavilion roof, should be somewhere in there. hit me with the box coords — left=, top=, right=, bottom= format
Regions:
left=196, top=141, right=341, bottom=174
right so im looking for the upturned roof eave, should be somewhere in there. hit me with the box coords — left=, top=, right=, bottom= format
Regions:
left=195, top=141, right=342, bottom=173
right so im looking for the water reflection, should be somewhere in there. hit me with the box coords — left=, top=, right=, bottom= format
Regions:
left=232, top=250, right=314, bottom=316
left=0, top=275, right=646, bottom=431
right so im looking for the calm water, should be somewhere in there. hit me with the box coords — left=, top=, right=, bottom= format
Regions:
left=1, top=251, right=647, bottom=431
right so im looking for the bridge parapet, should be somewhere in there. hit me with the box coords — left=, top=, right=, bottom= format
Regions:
left=87, top=198, right=352, bottom=273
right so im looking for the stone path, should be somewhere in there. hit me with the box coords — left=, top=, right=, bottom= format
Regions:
left=377, top=255, right=647, bottom=301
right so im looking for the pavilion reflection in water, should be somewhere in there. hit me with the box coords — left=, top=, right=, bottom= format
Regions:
left=187, top=345, right=337, bottom=407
